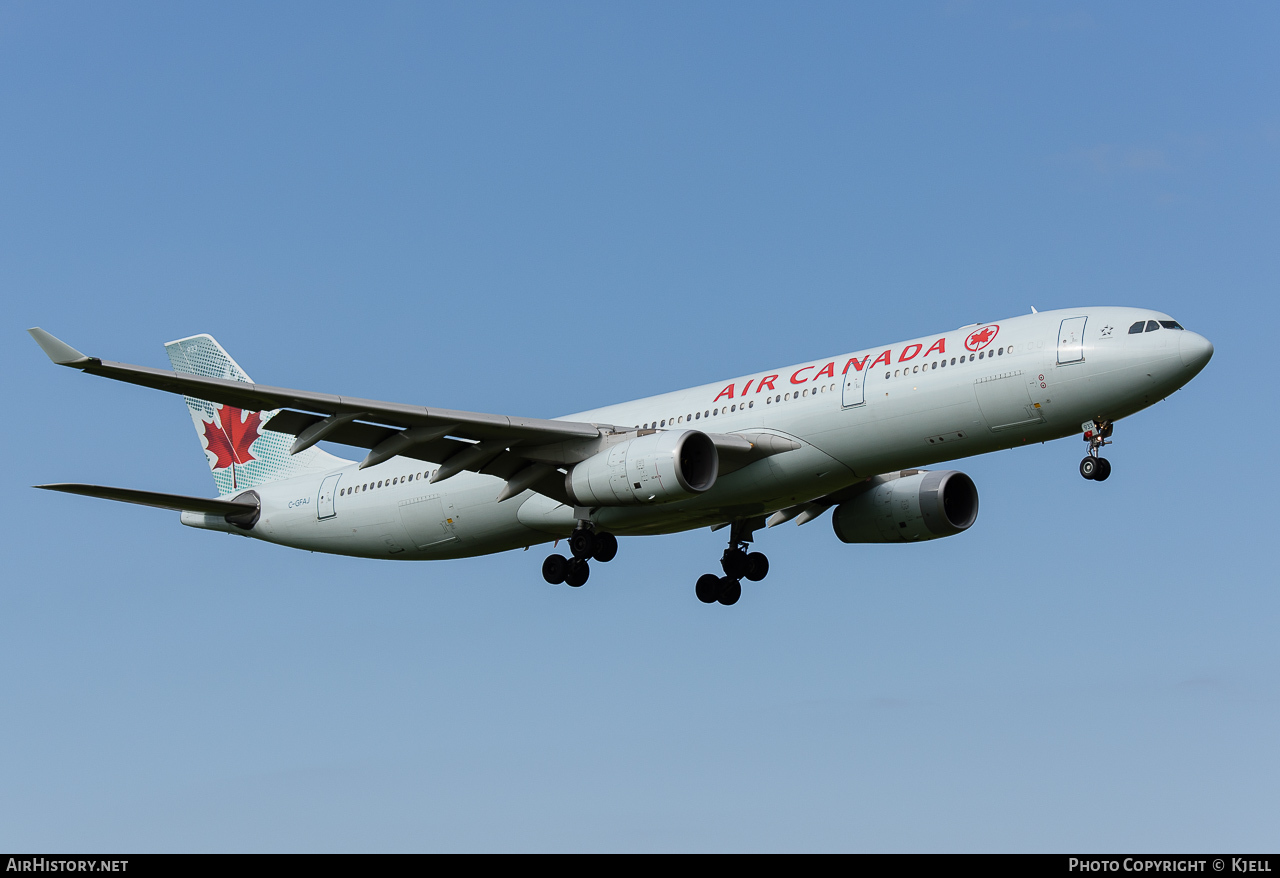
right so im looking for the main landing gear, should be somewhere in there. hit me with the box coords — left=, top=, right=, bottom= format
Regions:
left=696, top=521, right=769, bottom=606
left=1079, top=418, right=1113, bottom=482
left=542, top=523, right=618, bottom=587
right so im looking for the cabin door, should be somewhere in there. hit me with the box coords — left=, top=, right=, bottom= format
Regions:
left=317, top=473, right=341, bottom=520
left=1057, top=317, right=1088, bottom=365
left=842, top=366, right=867, bottom=408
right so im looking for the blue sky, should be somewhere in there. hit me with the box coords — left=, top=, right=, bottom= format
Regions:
left=1, top=2, right=1277, bottom=851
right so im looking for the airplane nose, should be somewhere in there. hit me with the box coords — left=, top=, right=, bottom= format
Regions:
left=1179, top=331, right=1213, bottom=369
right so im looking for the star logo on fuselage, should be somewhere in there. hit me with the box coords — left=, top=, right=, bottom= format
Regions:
left=1100, top=324, right=1113, bottom=337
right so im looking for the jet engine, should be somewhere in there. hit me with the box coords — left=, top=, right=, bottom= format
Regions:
left=832, top=470, right=978, bottom=543
left=566, top=430, right=718, bottom=506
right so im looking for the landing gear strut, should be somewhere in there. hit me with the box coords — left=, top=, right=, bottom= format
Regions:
left=1079, top=418, right=1113, bottom=482
left=542, top=521, right=618, bottom=587
left=696, top=519, right=768, bottom=606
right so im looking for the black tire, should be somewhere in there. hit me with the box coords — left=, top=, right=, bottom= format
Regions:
left=1093, top=457, right=1112, bottom=481
left=1079, top=457, right=1097, bottom=480
left=721, top=549, right=749, bottom=579
left=593, top=532, right=618, bottom=563
left=564, top=558, right=590, bottom=587
left=744, top=552, right=769, bottom=582
left=717, top=576, right=742, bottom=606
left=695, top=573, right=720, bottom=604
left=542, top=554, right=567, bottom=585
left=569, top=529, right=596, bottom=560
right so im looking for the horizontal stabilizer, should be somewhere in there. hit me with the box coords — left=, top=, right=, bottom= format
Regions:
left=34, top=483, right=258, bottom=517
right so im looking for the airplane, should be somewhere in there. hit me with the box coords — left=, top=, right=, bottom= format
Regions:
left=28, top=306, right=1213, bottom=606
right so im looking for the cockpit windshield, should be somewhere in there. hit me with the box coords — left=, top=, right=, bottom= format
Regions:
left=1131, top=319, right=1186, bottom=333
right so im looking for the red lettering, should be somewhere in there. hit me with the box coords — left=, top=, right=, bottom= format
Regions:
left=924, top=338, right=946, bottom=357
left=757, top=375, right=778, bottom=392
left=870, top=350, right=892, bottom=369
left=713, top=384, right=735, bottom=402
left=813, top=362, right=835, bottom=380
left=741, top=379, right=754, bottom=395
left=842, top=355, right=869, bottom=374
left=790, top=366, right=814, bottom=385
left=898, top=344, right=922, bottom=362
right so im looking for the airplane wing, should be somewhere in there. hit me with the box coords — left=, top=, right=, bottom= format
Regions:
left=29, top=328, right=613, bottom=488
left=29, top=329, right=797, bottom=501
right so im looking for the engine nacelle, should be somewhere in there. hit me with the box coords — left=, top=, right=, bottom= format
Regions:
left=566, top=430, right=718, bottom=506
left=832, top=470, right=978, bottom=543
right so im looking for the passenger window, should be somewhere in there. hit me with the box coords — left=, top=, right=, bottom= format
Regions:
left=997, top=347, right=1003, bottom=355
left=749, top=400, right=754, bottom=408
left=978, top=351, right=984, bottom=359
left=931, top=361, right=937, bottom=369
left=1146, top=320, right=1160, bottom=332
left=1129, top=321, right=1145, bottom=334
left=950, top=357, right=956, bottom=365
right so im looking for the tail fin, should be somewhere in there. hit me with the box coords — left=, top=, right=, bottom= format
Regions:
left=165, top=334, right=351, bottom=495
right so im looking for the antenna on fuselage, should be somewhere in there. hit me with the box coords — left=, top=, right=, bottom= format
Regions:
left=1031, top=306, right=1038, bottom=313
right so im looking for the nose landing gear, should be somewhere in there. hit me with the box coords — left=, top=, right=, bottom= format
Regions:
left=1079, top=418, right=1113, bottom=482
left=696, top=519, right=768, bottom=606
left=541, top=522, right=618, bottom=587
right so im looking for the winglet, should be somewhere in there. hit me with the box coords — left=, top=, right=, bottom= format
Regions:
left=27, top=328, right=95, bottom=367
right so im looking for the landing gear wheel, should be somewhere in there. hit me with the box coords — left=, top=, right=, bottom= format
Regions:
left=542, top=554, right=567, bottom=585
left=592, top=532, right=618, bottom=563
left=717, top=577, right=742, bottom=606
left=569, top=529, right=596, bottom=560
left=564, top=558, right=590, bottom=587
left=696, top=573, right=721, bottom=604
left=721, top=548, right=750, bottom=579
left=1080, top=419, right=1115, bottom=480
left=744, top=552, right=769, bottom=582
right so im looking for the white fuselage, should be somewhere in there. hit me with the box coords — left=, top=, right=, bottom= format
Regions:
left=187, top=307, right=1211, bottom=559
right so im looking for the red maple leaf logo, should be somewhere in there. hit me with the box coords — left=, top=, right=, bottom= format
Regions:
left=965, top=325, right=1000, bottom=351
left=201, top=405, right=261, bottom=472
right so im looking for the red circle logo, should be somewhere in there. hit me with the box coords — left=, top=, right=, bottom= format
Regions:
left=965, top=325, right=1000, bottom=351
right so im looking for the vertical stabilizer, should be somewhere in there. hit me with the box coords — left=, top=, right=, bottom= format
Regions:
left=165, top=334, right=351, bottom=495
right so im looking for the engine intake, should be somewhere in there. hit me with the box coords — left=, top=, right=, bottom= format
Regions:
left=832, top=470, right=978, bottom=543
left=566, top=430, right=718, bottom=506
